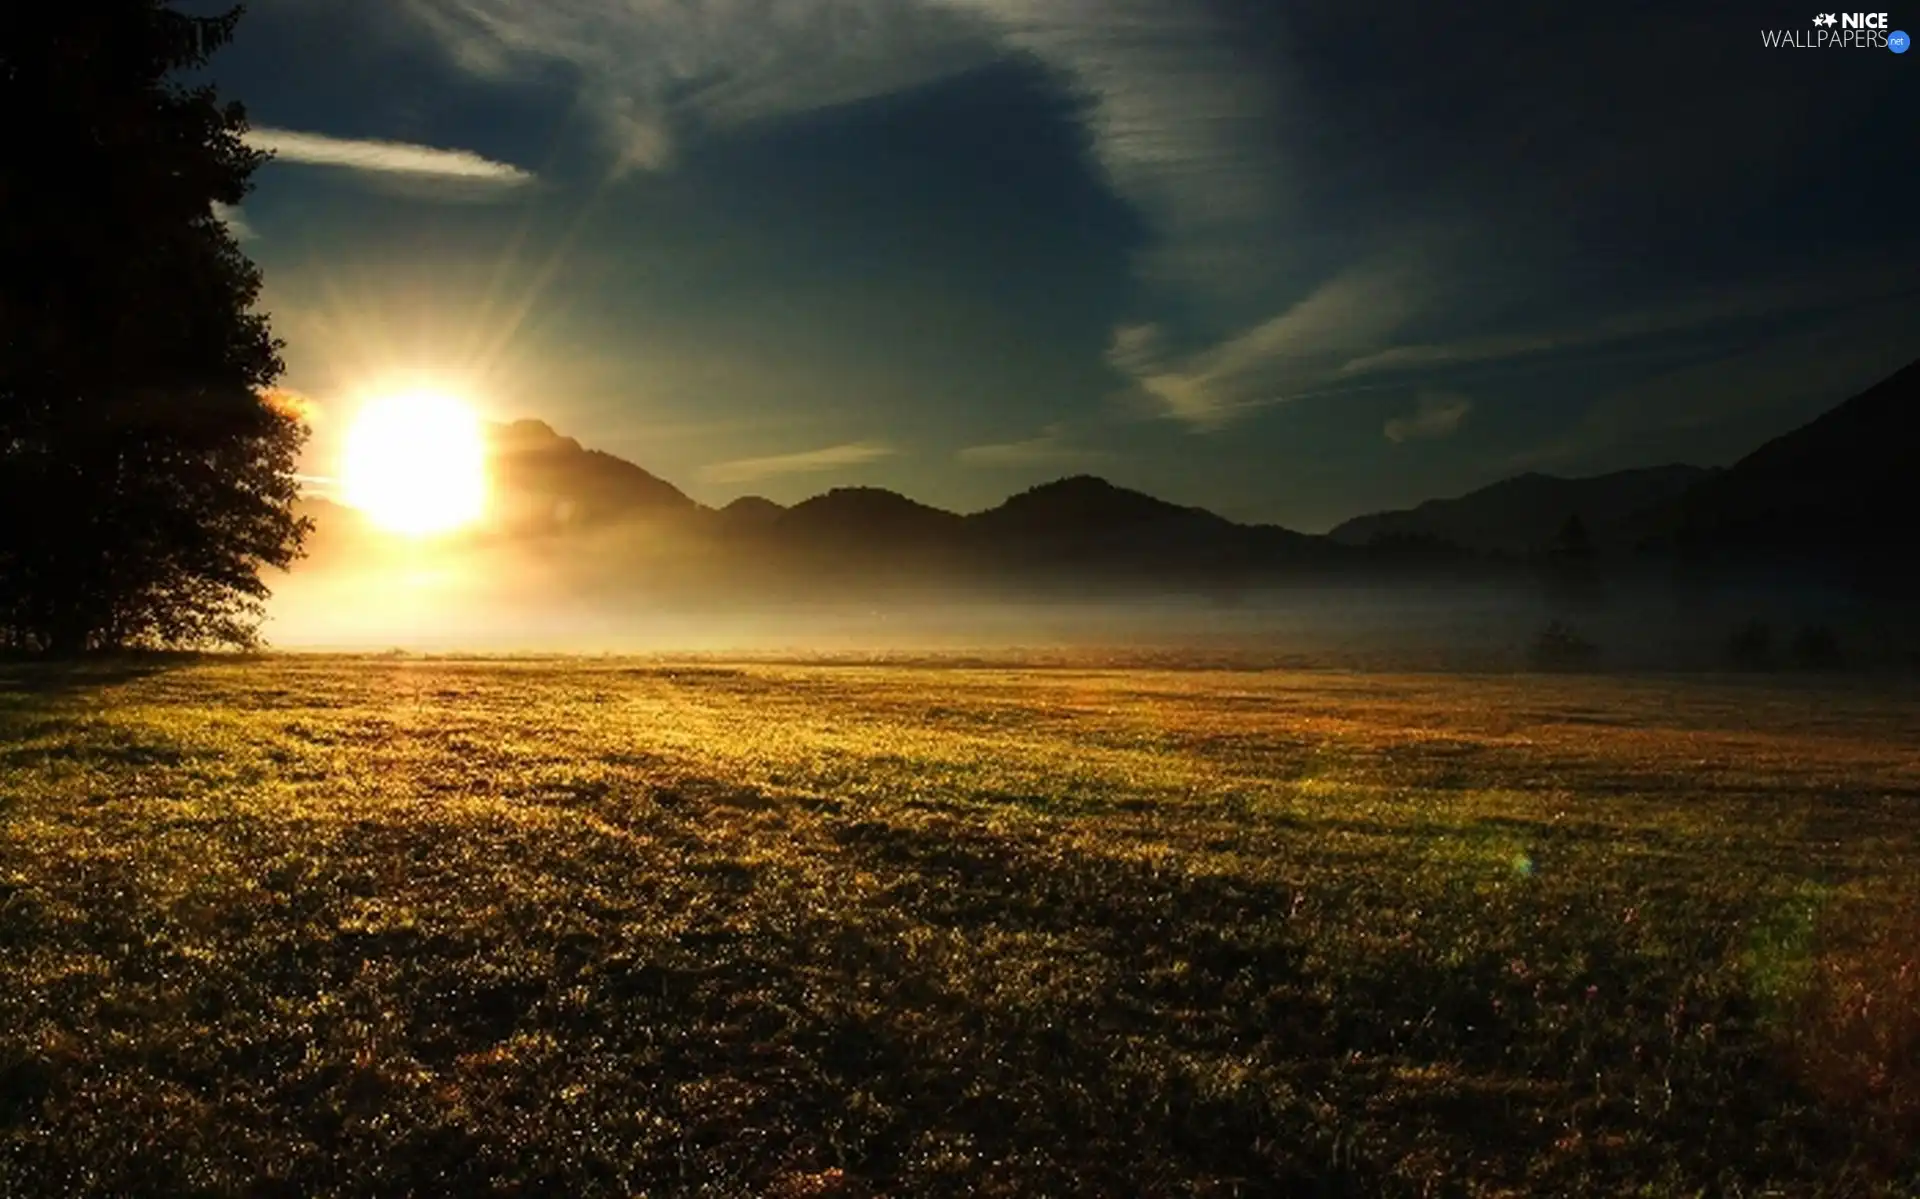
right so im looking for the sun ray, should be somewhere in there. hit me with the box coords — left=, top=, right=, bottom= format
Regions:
left=467, top=161, right=627, bottom=381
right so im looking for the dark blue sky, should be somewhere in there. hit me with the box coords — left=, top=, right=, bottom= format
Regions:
left=203, top=0, right=1917, bottom=530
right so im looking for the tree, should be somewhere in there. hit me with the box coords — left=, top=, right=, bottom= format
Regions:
left=0, top=2, right=307, bottom=654
left=1528, top=620, right=1600, bottom=672
left=1540, top=512, right=1603, bottom=608
left=1547, top=513, right=1593, bottom=563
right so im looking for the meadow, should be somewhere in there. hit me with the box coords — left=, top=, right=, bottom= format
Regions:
left=1, top=655, right=1917, bottom=1196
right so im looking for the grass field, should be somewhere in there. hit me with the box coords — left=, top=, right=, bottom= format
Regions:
left=2, top=656, right=1917, bottom=1196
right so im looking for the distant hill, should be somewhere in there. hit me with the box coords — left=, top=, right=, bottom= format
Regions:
left=967, top=476, right=1329, bottom=582
left=713, top=495, right=785, bottom=530
left=290, top=359, right=1918, bottom=598
left=1330, top=465, right=1713, bottom=555
left=1326, top=359, right=1919, bottom=589
left=971, top=476, right=1230, bottom=539
left=970, top=475, right=1229, bottom=568
left=776, top=487, right=965, bottom=543
left=1647, top=358, right=1920, bottom=585
left=487, top=420, right=695, bottom=529
left=290, top=495, right=361, bottom=567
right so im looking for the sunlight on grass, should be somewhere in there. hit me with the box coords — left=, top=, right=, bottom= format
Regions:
left=0, top=658, right=1916, bottom=1194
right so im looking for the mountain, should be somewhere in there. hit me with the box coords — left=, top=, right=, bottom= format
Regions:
left=776, top=487, right=964, bottom=540
left=289, top=495, right=363, bottom=567
left=290, top=359, right=1917, bottom=598
left=968, top=476, right=1330, bottom=581
left=1327, top=359, right=1920, bottom=590
left=1648, top=358, right=1920, bottom=583
left=1329, top=465, right=1715, bottom=555
left=714, top=495, right=785, bottom=530
left=970, top=476, right=1230, bottom=569
left=971, top=475, right=1231, bottom=540
left=487, top=420, right=696, bottom=528
left=701, top=487, right=971, bottom=593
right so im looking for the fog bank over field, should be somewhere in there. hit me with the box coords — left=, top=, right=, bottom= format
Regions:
left=266, top=360, right=1918, bottom=667
left=265, top=554, right=1901, bottom=672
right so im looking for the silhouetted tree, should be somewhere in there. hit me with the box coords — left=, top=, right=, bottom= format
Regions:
left=1790, top=623, right=1843, bottom=671
left=1548, top=514, right=1593, bottom=561
left=1528, top=620, right=1600, bottom=671
left=1540, top=513, right=1604, bottom=608
left=1726, top=620, right=1773, bottom=670
left=0, top=2, right=307, bottom=653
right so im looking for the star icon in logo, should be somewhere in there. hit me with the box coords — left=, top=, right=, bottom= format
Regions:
left=1813, top=12, right=1838, bottom=25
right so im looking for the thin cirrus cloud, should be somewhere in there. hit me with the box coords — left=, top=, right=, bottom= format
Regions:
left=243, top=127, right=536, bottom=188
left=395, top=0, right=1289, bottom=295
left=1337, top=259, right=1920, bottom=381
left=701, top=441, right=897, bottom=484
left=1107, top=258, right=1430, bottom=432
left=946, top=0, right=1289, bottom=304
left=956, top=423, right=1109, bottom=468
left=398, top=0, right=992, bottom=173
left=210, top=201, right=256, bottom=241
left=1383, top=393, right=1471, bottom=443
left=1111, top=253, right=1919, bottom=435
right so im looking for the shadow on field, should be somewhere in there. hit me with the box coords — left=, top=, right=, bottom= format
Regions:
left=816, top=809, right=1901, bottom=1194
left=0, top=659, right=199, bottom=783
left=0, top=654, right=194, bottom=699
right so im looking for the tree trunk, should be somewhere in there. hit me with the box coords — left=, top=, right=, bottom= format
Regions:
left=44, top=616, right=93, bottom=658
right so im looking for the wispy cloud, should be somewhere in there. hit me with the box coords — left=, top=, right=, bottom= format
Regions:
left=245, top=127, right=536, bottom=187
left=1340, top=260, right=1920, bottom=381
left=1105, top=323, right=1165, bottom=376
left=942, top=0, right=1289, bottom=304
left=702, top=440, right=896, bottom=484
left=398, top=0, right=1288, bottom=295
left=1339, top=335, right=1557, bottom=379
left=211, top=201, right=256, bottom=241
left=956, top=423, right=1109, bottom=468
left=1109, top=253, right=1918, bottom=434
left=1108, top=259, right=1429, bottom=431
left=1383, top=392, right=1471, bottom=443
left=400, top=0, right=990, bottom=173
left=293, top=473, right=340, bottom=500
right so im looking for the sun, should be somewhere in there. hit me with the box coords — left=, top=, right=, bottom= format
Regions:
left=341, top=389, right=488, bottom=536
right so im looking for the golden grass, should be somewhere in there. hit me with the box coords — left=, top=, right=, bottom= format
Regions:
left=0, top=656, right=1917, bottom=1195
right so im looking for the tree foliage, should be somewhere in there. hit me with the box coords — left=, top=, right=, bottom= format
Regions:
left=1540, top=512, right=1603, bottom=609
left=0, top=2, right=307, bottom=653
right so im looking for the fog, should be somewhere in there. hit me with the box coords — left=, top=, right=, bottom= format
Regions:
left=264, top=530, right=1901, bottom=672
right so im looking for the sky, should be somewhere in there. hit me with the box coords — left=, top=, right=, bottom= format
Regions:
left=196, top=0, right=1918, bottom=532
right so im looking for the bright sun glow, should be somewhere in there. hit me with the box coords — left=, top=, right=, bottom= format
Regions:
left=341, top=389, right=488, bottom=535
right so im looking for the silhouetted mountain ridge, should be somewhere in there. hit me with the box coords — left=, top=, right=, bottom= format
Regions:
left=1650, top=358, right=1920, bottom=585
left=1330, top=465, right=1714, bottom=555
left=973, top=475, right=1229, bottom=536
left=780, top=487, right=964, bottom=536
left=486, top=420, right=695, bottom=527
left=295, top=359, right=1917, bottom=595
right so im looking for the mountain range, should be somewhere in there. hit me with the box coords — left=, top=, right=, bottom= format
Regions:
left=302, top=359, right=1920, bottom=597
left=1327, top=465, right=1715, bottom=555
left=1344, top=359, right=1918, bottom=592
